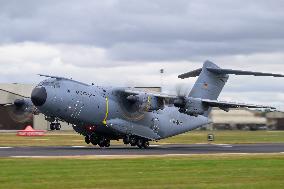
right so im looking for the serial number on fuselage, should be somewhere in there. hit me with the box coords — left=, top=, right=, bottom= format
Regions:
left=75, top=90, right=96, bottom=98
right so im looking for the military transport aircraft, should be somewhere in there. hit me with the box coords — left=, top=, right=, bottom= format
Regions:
left=1, top=61, right=283, bottom=148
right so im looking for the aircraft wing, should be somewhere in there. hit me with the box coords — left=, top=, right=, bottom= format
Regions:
left=120, top=88, right=276, bottom=113
left=0, top=88, right=30, bottom=106
left=38, top=74, right=71, bottom=80
left=0, top=88, right=29, bottom=98
left=0, top=103, right=13, bottom=106
left=201, top=99, right=276, bottom=110
left=123, top=88, right=177, bottom=99
left=122, top=89, right=275, bottom=108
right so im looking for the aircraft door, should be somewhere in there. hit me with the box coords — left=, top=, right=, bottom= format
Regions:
left=151, top=117, right=159, bottom=133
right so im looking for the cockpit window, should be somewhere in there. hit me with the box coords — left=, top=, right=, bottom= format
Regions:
left=37, top=79, right=60, bottom=88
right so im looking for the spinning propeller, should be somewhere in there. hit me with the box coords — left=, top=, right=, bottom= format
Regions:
left=0, top=89, right=34, bottom=123
left=173, top=83, right=191, bottom=110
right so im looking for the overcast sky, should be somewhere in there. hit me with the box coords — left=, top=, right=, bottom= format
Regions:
left=0, top=0, right=283, bottom=109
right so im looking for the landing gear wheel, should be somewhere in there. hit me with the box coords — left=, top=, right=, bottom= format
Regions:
left=50, top=123, right=55, bottom=130
left=55, top=123, right=61, bottom=130
left=98, top=137, right=111, bottom=148
left=130, top=137, right=137, bottom=146
left=137, top=139, right=143, bottom=149
left=142, top=141, right=150, bottom=149
left=98, top=137, right=106, bottom=147
left=90, top=135, right=99, bottom=146
left=85, top=136, right=90, bottom=144
left=104, top=139, right=110, bottom=147
left=123, top=136, right=130, bottom=145
left=98, top=140, right=105, bottom=147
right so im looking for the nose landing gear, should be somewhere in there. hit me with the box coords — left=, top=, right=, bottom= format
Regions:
left=85, top=136, right=90, bottom=144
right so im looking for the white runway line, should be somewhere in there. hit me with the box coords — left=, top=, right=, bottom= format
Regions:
left=213, top=144, right=233, bottom=147
left=214, top=144, right=231, bottom=146
left=10, top=156, right=46, bottom=158
left=71, top=146, right=87, bottom=148
left=0, top=147, right=13, bottom=149
left=149, top=145, right=160, bottom=147
left=195, top=143, right=208, bottom=145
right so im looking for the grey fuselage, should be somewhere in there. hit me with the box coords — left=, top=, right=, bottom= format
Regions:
left=33, top=78, right=210, bottom=140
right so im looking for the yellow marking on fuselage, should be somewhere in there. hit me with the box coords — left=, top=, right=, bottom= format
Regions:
left=145, top=95, right=151, bottom=111
left=102, top=97, right=109, bottom=125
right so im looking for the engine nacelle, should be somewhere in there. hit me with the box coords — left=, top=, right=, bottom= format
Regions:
left=14, top=98, right=36, bottom=113
left=184, top=97, right=206, bottom=116
left=174, top=97, right=207, bottom=116
left=127, top=94, right=164, bottom=112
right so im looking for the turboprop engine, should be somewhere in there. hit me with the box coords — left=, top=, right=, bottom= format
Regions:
left=127, top=94, right=165, bottom=112
left=173, top=97, right=208, bottom=117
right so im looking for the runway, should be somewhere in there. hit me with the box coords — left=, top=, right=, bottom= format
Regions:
left=1, top=143, right=284, bottom=157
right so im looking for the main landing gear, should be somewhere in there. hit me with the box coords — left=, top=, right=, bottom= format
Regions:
left=50, top=122, right=61, bottom=130
left=84, top=134, right=150, bottom=149
left=123, top=135, right=150, bottom=149
left=85, top=134, right=110, bottom=148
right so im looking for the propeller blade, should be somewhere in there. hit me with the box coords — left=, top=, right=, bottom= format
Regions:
left=174, top=83, right=191, bottom=97
left=6, top=104, right=33, bottom=123
left=0, top=88, right=33, bottom=123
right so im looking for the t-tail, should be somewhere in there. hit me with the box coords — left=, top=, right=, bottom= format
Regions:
left=180, top=61, right=229, bottom=100
left=177, top=60, right=284, bottom=116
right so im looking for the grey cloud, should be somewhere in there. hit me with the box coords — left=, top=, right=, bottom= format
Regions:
left=0, top=0, right=284, bottom=61
left=108, top=39, right=284, bottom=61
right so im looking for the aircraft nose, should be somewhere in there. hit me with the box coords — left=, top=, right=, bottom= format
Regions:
left=31, top=87, right=47, bottom=106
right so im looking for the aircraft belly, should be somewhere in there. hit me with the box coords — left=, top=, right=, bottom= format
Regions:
left=133, top=107, right=210, bottom=139
left=107, top=118, right=161, bottom=140
left=160, top=115, right=209, bottom=138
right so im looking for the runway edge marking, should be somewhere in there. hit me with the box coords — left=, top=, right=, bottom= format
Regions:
left=8, top=153, right=284, bottom=159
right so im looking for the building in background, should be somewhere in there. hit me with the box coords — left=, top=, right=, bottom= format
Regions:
left=0, top=83, right=34, bottom=130
left=0, top=83, right=72, bottom=130
left=266, top=111, right=284, bottom=130
left=208, top=108, right=267, bottom=130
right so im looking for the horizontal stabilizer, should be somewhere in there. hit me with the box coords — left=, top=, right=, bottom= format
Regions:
left=178, top=60, right=284, bottom=79
left=202, top=99, right=276, bottom=110
left=207, top=68, right=284, bottom=77
left=178, top=68, right=202, bottom=79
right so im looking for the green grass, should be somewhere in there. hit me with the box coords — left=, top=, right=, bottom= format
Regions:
left=162, top=130, right=284, bottom=144
left=0, top=130, right=284, bottom=147
left=0, top=155, right=284, bottom=189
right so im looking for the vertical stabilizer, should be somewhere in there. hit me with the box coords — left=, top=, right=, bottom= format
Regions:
left=180, top=60, right=229, bottom=100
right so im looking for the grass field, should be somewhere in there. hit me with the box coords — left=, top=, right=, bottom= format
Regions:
left=0, top=155, right=284, bottom=189
left=1, top=131, right=284, bottom=189
left=0, top=130, right=284, bottom=146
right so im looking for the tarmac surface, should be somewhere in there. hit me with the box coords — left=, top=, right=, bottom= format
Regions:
left=1, top=143, right=284, bottom=157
